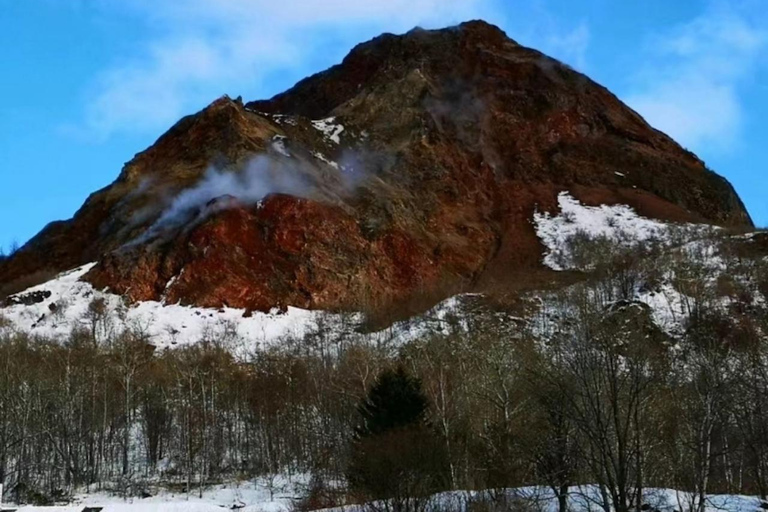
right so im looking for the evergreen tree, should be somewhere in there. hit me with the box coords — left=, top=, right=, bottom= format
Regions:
left=355, top=365, right=429, bottom=438
left=348, top=365, right=448, bottom=510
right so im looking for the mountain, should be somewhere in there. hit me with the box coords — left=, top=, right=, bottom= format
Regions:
left=0, top=20, right=752, bottom=317
left=3, top=22, right=768, bottom=509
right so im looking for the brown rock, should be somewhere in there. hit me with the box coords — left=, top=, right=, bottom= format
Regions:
left=0, top=21, right=753, bottom=316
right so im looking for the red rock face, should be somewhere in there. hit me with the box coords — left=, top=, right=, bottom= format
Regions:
left=87, top=191, right=496, bottom=312
left=0, top=21, right=753, bottom=314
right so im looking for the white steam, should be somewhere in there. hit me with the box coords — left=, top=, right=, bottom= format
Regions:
left=136, top=154, right=314, bottom=243
left=125, top=142, right=391, bottom=248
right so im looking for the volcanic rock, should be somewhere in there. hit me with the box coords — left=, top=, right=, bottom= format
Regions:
left=0, top=21, right=752, bottom=315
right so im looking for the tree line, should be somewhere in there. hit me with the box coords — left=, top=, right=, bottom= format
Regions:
left=0, top=229, right=767, bottom=512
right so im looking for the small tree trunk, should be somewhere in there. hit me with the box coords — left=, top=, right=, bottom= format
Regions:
left=557, top=484, right=569, bottom=512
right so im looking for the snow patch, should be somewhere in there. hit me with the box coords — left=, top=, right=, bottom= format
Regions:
left=637, top=282, right=691, bottom=338
left=244, top=108, right=298, bottom=127
left=0, top=264, right=340, bottom=349
left=311, top=117, right=344, bottom=144
left=533, top=192, right=668, bottom=271
left=0, top=265, right=477, bottom=350
left=311, top=151, right=339, bottom=169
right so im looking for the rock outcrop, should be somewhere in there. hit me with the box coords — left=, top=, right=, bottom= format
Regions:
left=0, top=21, right=752, bottom=314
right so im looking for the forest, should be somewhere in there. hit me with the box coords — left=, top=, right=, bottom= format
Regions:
left=1, top=229, right=768, bottom=512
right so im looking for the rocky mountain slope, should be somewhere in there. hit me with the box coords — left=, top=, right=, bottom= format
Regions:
left=0, top=20, right=752, bottom=317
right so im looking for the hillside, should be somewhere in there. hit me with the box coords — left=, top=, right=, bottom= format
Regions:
left=0, top=20, right=751, bottom=316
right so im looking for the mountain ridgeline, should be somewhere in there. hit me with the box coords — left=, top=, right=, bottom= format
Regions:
left=0, top=20, right=752, bottom=314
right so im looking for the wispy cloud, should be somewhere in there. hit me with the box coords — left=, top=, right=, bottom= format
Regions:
left=544, top=22, right=590, bottom=71
left=625, top=2, right=767, bottom=153
left=488, top=2, right=591, bottom=72
left=75, top=0, right=501, bottom=139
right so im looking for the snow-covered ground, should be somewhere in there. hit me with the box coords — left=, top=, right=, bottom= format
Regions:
left=0, top=264, right=472, bottom=350
left=534, top=192, right=671, bottom=271
left=6, top=476, right=300, bottom=511
left=7, top=484, right=763, bottom=512
left=320, top=486, right=764, bottom=512
left=13, top=506, right=238, bottom=512
left=67, top=476, right=302, bottom=512
left=311, top=118, right=345, bottom=144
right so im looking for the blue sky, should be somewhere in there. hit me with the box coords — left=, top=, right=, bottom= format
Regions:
left=1, top=0, right=767, bottom=252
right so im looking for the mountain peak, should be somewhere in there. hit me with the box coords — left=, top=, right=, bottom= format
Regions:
left=246, top=20, right=525, bottom=120
left=0, top=21, right=752, bottom=316
left=455, top=19, right=512, bottom=40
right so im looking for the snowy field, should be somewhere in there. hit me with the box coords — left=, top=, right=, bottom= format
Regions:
left=6, top=485, right=764, bottom=512
left=3, top=475, right=303, bottom=511
left=71, top=477, right=299, bottom=512
left=326, top=486, right=766, bottom=512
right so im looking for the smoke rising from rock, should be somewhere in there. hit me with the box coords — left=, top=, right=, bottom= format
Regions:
left=126, top=139, right=395, bottom=248
left=136, top=154, right=315, bottom=244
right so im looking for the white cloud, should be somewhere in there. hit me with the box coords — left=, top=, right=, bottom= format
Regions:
left=543, top=22, right=590, bottom=71
left=147, top=0, right=488, bottom=27
left=625, top=3, right=767, bottom=153
left=77, top=0, right=501, bottom=138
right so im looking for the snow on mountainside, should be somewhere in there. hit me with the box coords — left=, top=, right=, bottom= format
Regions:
left=2, top=21, right=752, bottom=318
left=0, top=263, right=471, bottom=349
left=533, top=192, right=717, bottom=271
left=0, top=263, right=328, bottom=348
left=534, top=192, right=766, bottom=337
left=534, top=192, right=671, bottom=271
left=310, top=117, right=345, bottom=144
left=1, top=193, right=762, bottom=349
